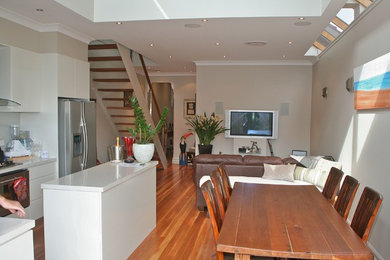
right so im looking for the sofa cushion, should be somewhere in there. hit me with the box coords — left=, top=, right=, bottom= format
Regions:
left=294, top=166, right=328, bottom=190
left=243, top=155, right=283, bottom=165
left=262, top=163, right=295, bottom=182
left=315, top=158, right=342, bottom=172
left=193, top=154, right=243, bottom=165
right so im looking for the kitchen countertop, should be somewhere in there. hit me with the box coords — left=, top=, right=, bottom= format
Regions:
left=42, top=161, right=158, bottom=193
left=0, top=157, right=56, bottom=175
left=0, top=218, right=35, bottom=246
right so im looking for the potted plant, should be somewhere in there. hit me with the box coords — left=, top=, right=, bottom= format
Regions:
left=126, top=96, right=169, bottom=163
left=186, top=112, right=228, bottom=154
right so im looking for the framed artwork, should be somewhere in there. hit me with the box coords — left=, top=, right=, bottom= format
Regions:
left=354, top=52, right=390, bottom=110
left=184, top=99, right=196, bottom=118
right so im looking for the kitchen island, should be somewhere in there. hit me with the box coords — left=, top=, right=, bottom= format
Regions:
left=41, top=161, right=157, bottom=260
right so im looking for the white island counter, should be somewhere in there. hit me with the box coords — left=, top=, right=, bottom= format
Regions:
left=42, top=161, right=157, bottom=260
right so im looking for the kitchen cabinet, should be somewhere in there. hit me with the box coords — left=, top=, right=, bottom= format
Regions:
left=58, top=54, right=90, bottom=100
left=0, top=218, right=35, bottom=260
left=0, top=45, right=43, bottom=112
left=25, top=160, right=57, bottom=220
left=42, top=161, right=157, bottom=260
left=2, top=158, right=58, bottom=220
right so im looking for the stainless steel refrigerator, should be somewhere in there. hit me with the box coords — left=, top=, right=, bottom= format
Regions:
left=58, top=98, right=97, bottom=177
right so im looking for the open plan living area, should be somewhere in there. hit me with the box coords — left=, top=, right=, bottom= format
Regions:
left=0, top=0, right=389, bottom=259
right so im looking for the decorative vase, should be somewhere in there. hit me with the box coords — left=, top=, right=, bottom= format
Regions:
left=133, top=143, right=155, bottom=163
left=198, top=144, right=213, bottom=154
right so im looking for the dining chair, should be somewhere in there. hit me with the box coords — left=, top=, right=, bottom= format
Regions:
left=210, top=170, right=228, bottom=219
left=350, top=187, right=383, bottom=243
left=201, top=180, right=271, bottom=260
left=201, top=180, right=224, bottom=260
left=217, top=163, right=233, bottom=199
left=322, top=167, right=343, bottom=204
left=333, top=175, right=360, bottom=220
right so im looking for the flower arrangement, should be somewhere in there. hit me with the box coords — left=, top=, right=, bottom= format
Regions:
left=186, top=112, right=228, bottom=145
left=126, top=96, right=169, bottom=144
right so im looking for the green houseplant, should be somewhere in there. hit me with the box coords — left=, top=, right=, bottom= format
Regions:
left=186, top=112, right=228, bottom=154
left=126, top=96, right=169, bottom=162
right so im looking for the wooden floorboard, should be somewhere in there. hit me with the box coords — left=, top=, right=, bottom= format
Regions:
left=32, top=164, right=216, bottom=260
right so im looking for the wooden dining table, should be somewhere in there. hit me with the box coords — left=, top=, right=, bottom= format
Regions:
left=217, top=182, right=373, bottom=260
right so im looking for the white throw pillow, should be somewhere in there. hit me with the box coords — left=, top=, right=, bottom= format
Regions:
left=263, top=163, right=296, bottom=182
left=315, top=158, right=342, bottom=172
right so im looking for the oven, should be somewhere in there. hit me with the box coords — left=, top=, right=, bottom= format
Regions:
left=0, top=169, right=30, bottom=217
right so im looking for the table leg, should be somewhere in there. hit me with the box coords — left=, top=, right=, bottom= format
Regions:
left=234, top=253, right=251, bottom=260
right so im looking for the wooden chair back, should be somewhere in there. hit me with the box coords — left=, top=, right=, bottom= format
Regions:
left=210, top=170, right=228, bottom=219
left=322, top=167, right=343, bottom=204
left=350, top=187, right=383, bottom=243
left=334, top=175, right=360, bottom=220
left=201, top=180, right=223, bottom=243
left=217, top=163, right=232, bottom=200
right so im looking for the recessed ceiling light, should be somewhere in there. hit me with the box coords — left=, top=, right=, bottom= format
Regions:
left=299, top=17, right=305, bottom=20
left=149, top=43, right=154, bottom=47
left=184, top=24, right=201, bottom=28
left=282, top=55, right=286, bottom=59
left=288, top=41, right=293, bottom=45
left=223, top=55, right=227, bottom=59
left=294, top=21, right=312, bottom=26
left=201, top=19, right=208, bottom=22
left=116, top=21, right=122, bottom=25
left=36, top=8, right=44, bottom=12
left=169, top=55, right=172, bottom=59
left=216, top=42, right=221, bottom=46
left=245, top=41, right=267, bottom=47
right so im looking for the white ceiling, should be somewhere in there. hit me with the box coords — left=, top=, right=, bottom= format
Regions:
left=0, top=0, right=348, bottom=73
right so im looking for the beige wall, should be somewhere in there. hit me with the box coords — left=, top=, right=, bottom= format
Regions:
left=150, top=75, right=196, bottom=164
left=196, top=64, right=312, bottom=158
left=311, top=1, right=390, bottom=258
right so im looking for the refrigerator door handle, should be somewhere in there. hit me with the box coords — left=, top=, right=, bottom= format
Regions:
left=81, top=103, right=88, bottom=170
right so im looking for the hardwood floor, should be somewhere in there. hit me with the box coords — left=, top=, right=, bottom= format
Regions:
left=33, top=164, right=217, bottom=260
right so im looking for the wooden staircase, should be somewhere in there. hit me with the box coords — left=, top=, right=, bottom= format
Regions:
left=89, top=43, right=135, bottom=134
left=88, top=41, right=168, bottom=168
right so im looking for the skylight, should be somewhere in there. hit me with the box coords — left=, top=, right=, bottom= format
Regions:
left=307, top=0, right=377, bottom=55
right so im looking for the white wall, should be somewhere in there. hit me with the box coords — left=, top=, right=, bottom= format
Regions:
left=1, top=18, right=89, bottom=172
left=196, top=64, right=312, bottom=158
left=150, top=75, right=196, bottom=164
left=311, top=1, right=390, bottom=259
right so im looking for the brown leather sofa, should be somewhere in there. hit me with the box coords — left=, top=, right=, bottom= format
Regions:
left=193, top=154, right=299, bottom=211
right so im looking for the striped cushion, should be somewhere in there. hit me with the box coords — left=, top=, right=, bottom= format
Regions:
left=294, top=166, right=328, bottom=190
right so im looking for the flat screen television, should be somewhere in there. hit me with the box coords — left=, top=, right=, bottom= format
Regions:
left=225, top=110, right=278, bottom=139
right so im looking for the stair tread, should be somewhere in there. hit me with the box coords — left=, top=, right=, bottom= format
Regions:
left=88, top=56, right=122, bottom=61
left=98, top=89, right=133, bottom=92
left=90, top=68, right=126, bottom=72
left=94, top=78, right=130, bottom=82
left=111, top=115, right=135, bottom=117
left=115, top=123, right=135, bottom=125
left=88, top=44, right=118, bottom=50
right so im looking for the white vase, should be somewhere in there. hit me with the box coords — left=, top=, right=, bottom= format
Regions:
left=133, top=143, right=155, bottom=163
